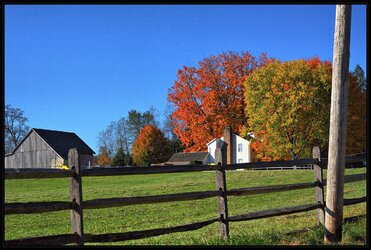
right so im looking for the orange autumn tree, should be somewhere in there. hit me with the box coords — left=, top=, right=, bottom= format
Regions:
left=168, top=51, right=269, bottom=152
left=132, top=124, right=172, bottom=166
left=96, top=146, right=112, bottom=165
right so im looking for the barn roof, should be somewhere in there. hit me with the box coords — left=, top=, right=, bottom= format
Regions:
left=32, top=128, right=95, bottom=159
left=167, top=152, right=209, bottom=163
left=7, top=128, right=95, bottom=159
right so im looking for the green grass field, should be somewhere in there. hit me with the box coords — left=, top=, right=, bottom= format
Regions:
left=4, top=168, right=367, bottom=246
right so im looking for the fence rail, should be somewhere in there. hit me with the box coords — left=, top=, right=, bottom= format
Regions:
left=228, top=203, right=322, bottom=222
left=4, top=234, right=78, bottom=246
left=5, top=168, right=75, bottom=179
left=5, top=201, right=74, bottom=214
left=4, top=147, right=366, bottom=245
left=227, top=181, right=319, bottom=196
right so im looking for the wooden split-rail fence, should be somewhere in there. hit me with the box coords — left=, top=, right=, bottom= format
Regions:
left=4, top=147, right=367, bottom=245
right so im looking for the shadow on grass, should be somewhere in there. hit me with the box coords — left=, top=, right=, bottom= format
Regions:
left=189, top=214, right=366, bottom=246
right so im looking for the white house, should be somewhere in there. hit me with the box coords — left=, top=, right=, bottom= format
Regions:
left=206, top=126, right=254, bottom=164
left=162, top=126, right=255, bottom=166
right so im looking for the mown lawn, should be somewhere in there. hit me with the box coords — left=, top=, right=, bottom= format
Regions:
left=4, top=168, right=367, bottom=246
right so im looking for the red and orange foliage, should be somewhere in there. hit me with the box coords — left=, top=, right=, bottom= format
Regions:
left=132, top=124, right=172, bottom=166
left=96, top=153, right=112, bottom=166
left=168, top=51, right=269, bottom=152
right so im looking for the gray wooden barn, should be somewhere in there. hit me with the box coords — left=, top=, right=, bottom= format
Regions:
left=4, top=128, right=95, bottom=169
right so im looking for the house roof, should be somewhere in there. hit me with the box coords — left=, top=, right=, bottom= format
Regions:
left=206, top=132, right=257, bottom=146
left=167, top=152, right=209, bottom=163
left=7, top=128, right=95, bottom=159
left=206, top=138, right=217, bottom=146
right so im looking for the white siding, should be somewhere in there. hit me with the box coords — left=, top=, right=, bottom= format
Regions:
left=207, top=139, right=217, bottom=164
left=207, top=135, right=251, bottom=164
left=234, top=134, right=251, bottom=163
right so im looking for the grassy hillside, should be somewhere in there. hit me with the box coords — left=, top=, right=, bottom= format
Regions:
left=4, top=168, right=366, bottom=246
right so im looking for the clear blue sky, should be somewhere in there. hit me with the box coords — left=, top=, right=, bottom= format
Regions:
left=5, top=4, right=366, bottom=153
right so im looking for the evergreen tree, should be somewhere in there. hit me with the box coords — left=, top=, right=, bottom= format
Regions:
left=352, top=64, right=367, bottom=92
left=112, top=147, right=127, bottom=166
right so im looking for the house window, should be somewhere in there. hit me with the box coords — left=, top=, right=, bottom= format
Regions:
left=238, top=159, right=243, bottom=163
left=238, top=143, right=243, bottom=152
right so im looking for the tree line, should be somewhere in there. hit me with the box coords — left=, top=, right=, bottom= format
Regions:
left=95, top=106, right=184, bottom=166
left=5, top=51, right=366, bottom=165
left=168, top=51, right=366, bottom=161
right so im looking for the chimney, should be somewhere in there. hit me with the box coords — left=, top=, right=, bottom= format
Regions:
left=223, top=126, right=233, bottom=164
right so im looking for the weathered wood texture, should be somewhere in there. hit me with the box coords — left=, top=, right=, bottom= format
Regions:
left=4, top=234, right=78, bottom=246
left=82, top=164, right=221, bottom=176
left=227, top=181, right=318, bottom=196
left=5, top=168, right=75, bottom=179
left=83, top=218, right=219, bottom=243
left=226, top=158, right=316, bottom=170
left=5, top=201, right=74, bottom=215
left=323, top=173, right=366, bottom=186
left=83, top=190, right=222, bottom=209
left=215, top=166, right=229, bottom=240
left=4, top=130, right=64, bottom=168
left=313, top=147, right=325, bottom=225
left=69, top=148, right=84, bottom=245
left=325, top=4, right=352, bottom=243
left=214, top=141, right=224, bottom=165
left=229, top=203, right=321, bottom=222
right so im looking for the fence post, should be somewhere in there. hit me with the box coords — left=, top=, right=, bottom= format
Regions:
left=68, top=148, right=84, bottom=245
left=215, top=143, right=230, bottom=240
left=313, top=146, right=325, bottom=226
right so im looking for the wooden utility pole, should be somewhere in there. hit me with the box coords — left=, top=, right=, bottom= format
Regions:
left=324, top=5, right=352, bottom=243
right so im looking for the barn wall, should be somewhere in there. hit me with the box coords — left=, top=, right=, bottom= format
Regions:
left=4, top=131, right=64, bottom=169
left=80, top=154, right=94, bottom=168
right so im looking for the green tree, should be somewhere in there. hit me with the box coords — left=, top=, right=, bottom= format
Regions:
left=124, top=153, right=133, bottom=166
left=111, top=147, right=127, bottom=166
left=352, top=64, right=366, bottom=92
left=97, top=107, right=159, bottom=158
left=244, top=58, right=332, bottom=160
left=127, top=106, right=159, bottom=148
